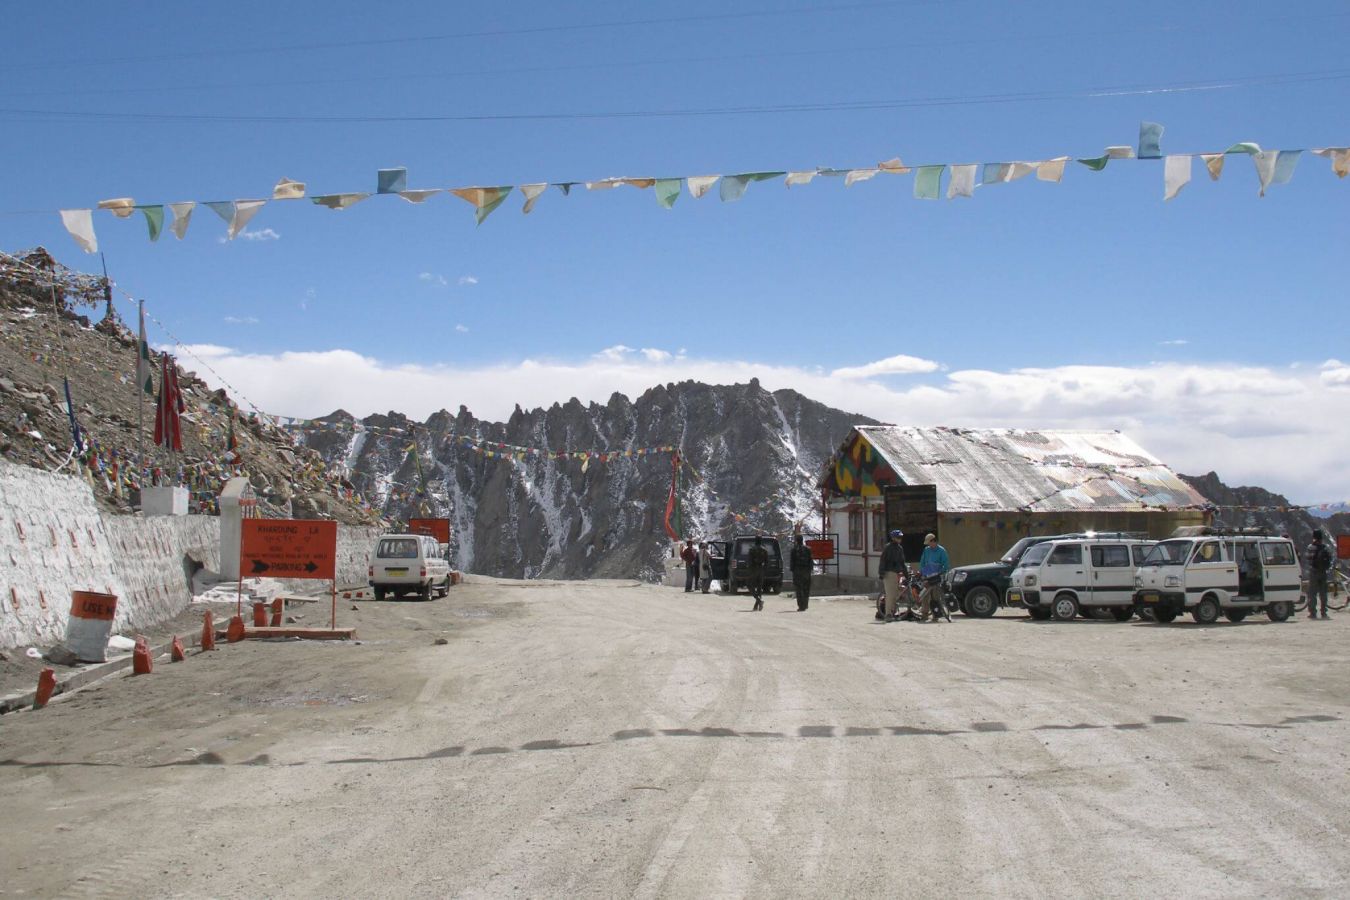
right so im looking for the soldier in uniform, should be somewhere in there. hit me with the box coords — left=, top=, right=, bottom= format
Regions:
left=747, top=536, right=769, bottom=611
left=790, top=534, right=814, bottom=611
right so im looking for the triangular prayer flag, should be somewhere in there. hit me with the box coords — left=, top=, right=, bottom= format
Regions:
left=137, top=301, right=153, bottom=396
left=205, top=200, right=265, bottom=239
left=1138, top=121, right=1164, bottom=159
left=586, top=178, right=622, bottom=190
left=398, top=189, right=441, bottom=203
left=1270, top=149, right=1301, bottom=189
left=555, top=183, right=576, bottom=196
left=272, top=178, right=306, bottom=200
left=654, top=178, right=682, bottom=208
left=97, top=198, right=137, bottom=218
left=450, top=186, right=513, bottom=224
left=1225, top=142, right=1261, bottom=155
left=717, top=173, right=781, bottom=201
left=59, top=209, right=98, bottom=254
left=1313, top=147, right=1350, bottom=178
left=913, top=165, right=944, bottom=200
left=136, top=205, right=164, bottom=241
left=686, top=175, right=720, bottom=199
left=1036, top=157, right=1069, bottom=182
left=878, top=158, right=910, bottom=174
left=619, top=178, right=656, bottom=189
left=784, top=170, right=817, bottom=187
left=1077, top=156, right=1109, bottom=171
left=519, top=183, right=548, bottom=214
left=169, top=202, right=195, bottom=239
left=1105, top=146, right=1134, bottom=159
left=377, top=168, right=408, bottom=194
left=1253, top=151, right=1279, bottom=196
left=311, top=193, right=371, bottom=210
left=1200, top=153, right=1225, bottom=181
left=844, top=168, right=880, bottom=187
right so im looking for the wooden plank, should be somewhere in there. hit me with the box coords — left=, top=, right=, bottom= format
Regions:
left=239, top=626, right=357, bottom=641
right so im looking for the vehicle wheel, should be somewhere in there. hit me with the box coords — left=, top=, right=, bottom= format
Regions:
left=1027, top=607, right=1051, bottom=621
left=1293, top=594, right=1308, bottom=613
left=373, top=587, right=386, bottom=602
left=964, top=586, right=998, bottom=618
left=1153, top=608, right=1178, bottom=623
left=1266, top=601, right=1292, bottom=622
left=1110, top=607, right=1134, bottom=622
left=1138, top=607, right=1155, bottom=622
left=438, top=576, right=451, bottom=598
left=1224, top=610, right=1248, bottom=623
left=1192, top=596, right=1221, bottom=625
left=1051, top=593, right=1079, bottom=622
left=419, top=581, right=432, bottom=602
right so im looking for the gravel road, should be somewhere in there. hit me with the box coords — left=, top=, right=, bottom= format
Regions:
left=2, top=578, right=1348, bottom=898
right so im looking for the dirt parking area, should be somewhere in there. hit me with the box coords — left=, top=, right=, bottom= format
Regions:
left=1, top=578, right=1348, bottom=898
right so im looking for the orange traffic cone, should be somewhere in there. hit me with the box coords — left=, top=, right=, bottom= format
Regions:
left=132, top=635, right=153, bottom=675
left=270, top=597, right=284, bottom=627
left=226, top=615, right=246, bottom=643
left=33, top=667, right=56, bottom=709
left=252, top=601, right=268, bottom=627
left=200, top=611, right=216, bottom=651
left=170, top=635, right=186, bottom=662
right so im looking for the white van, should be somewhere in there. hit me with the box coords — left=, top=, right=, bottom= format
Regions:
left=1007, top=536, right=1155, bottom=622
left=369, top=533, right=451, bottom=601
left=1133, top=531, right=1301, bottom=624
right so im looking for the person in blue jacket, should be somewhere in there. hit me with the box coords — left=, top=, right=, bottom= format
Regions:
left=917, top=533, right=950, bottom=622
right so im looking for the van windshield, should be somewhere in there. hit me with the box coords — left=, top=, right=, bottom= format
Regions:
left=1141, top=540, right=1191, bottom=566
left=1017, top=543, right=1052, bottom=568
left=1000, top=538, right=1037, bottom=565
left=377, top=538, right=419, bottom=559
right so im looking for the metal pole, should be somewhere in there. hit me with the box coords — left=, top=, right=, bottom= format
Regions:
left=331, top=579, right=337, bottom=631
left=137, top=300, right=145, bottom=494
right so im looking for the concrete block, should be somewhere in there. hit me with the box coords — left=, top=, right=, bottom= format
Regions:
left=141, top=485, right=189, bottom=517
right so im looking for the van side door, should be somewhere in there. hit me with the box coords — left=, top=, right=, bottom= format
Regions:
left=1260, top=540, right=1300, bottom=603
left=1044, top=542, right=1087, bottom=595
left=1088, top=543, right=1133, bottom=607
left=1187, top=540, right=1237, bottom=603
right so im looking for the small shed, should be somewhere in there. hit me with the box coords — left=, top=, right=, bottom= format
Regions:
left=818, top=426, right=1210, bottom=575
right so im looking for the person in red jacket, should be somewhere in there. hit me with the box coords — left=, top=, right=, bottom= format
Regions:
left=680, top=539, right=699, bottom=592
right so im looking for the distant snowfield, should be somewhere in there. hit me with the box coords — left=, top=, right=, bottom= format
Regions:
left=178, top=342, right=1350, bottom=504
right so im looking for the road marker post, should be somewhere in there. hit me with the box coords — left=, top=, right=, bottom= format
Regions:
left=132, top=636, right=153, bottom=675
left=33, top=668, right=56, bottom=709
left=200, top=611, right=216, bottom=651
left=170, top=635, right=186, bottom=662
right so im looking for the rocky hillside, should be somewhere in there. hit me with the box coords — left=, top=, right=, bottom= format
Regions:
left=0, top=248, right=375, bottom=524
left=1179, top=471, right=1349, bottom=548
left=302, top=381, right=876, bottom=581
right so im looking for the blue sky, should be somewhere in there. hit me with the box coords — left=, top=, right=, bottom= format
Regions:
left=3, top=1, right=1349, bottom=500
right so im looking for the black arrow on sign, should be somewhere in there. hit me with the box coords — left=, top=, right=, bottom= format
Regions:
left=304, top=561, right=318, bottom=573
left=251, top=559, right=270, bottom=574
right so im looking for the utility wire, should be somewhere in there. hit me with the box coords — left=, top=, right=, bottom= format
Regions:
left=3, top=67, right=1349, bottom=127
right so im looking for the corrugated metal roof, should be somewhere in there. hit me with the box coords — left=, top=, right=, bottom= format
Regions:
left=853, top=426, right=1209, bottom=512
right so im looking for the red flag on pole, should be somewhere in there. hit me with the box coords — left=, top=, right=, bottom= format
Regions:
left=153, top=354, right=183, bottom=451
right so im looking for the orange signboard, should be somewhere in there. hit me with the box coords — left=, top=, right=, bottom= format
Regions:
left=408, top=517, right=451, bottom=544
left=1338, top=534, right=1350, bottom=560
left=241, top=519, right=337, bottom=580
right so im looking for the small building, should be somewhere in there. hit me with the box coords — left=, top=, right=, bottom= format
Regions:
left=818, top=426, right=1210, bottom=576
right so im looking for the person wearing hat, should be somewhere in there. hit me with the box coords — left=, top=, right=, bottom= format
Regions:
left=680, top=539, right=698, bottom=592
left=879, top=529, right=908, bottom=622
left=917, top=533, right=951, bottom=622
left=789, top=534, right=814, bottom=611
left=1306, top=529, right=1334, bottom=618
left=698, top=541, right=713, bottom=594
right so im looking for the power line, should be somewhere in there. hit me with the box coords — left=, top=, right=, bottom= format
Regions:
left=2, top=67, right=1348, bottom=127
left=0, top=1, right=933, bottom=72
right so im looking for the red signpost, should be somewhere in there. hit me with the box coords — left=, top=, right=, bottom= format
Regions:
left=240, top=519, right=340, bottom=628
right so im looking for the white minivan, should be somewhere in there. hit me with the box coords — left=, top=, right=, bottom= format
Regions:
left=369, top=533, right=452, bottom=601
left=1133, top=531, right=1301, bottom=624
left=1007, top=536, right=1155, bottom=622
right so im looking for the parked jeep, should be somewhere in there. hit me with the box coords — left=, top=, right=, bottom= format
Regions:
left=944, top=532, right=1144, bottom=617
left=709, top=536, right=783, bottom=595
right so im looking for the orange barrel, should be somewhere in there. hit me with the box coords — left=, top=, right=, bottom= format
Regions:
left=66, top=590, right=118, bottom=662
left=252, top=602, right=268, bottom=627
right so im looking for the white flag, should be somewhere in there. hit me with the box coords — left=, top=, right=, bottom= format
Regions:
left=947, top=164, right=977, bottom=199
left=520, top=183, right=548, bottom=214
left=272, top=178, right=306, bottom=200
left=169, top=202, right=195, bottom=239
left=59, top=209, right=98, bottom=253
left=785, top=171, right=817, bottom=187
left=844, top=168, right=879, bottom=187
left=1036, top=157, right=1069, bottom=182
left=1163, top=155, right=1192, bottom=201
left=97, top=198, right=136, bottom=218
left=1313, top=147, right=1350, bottom=178
left=686, top=176, right=720, bottom=199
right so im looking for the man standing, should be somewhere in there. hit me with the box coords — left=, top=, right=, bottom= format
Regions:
left=698, top=541, right=713, bottom=594
left=917, top=532, right=951, bottom=622
left=879, top=529, right=907, bottom=622
left=681, top=539, right=698, bottom=593
left=790, top=534, right=814, bottom=612
left=747, top=536, right=769, bottom=611
left=1306, top=529, right=1333, bottom=618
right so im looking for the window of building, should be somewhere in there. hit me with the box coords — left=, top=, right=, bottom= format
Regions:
left=872, top=510, right=886, bottom=552
left=848, top=511, right=864, bottom=550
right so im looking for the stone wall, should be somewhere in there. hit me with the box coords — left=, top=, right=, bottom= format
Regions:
left=0, top=459, right=388, bottom=650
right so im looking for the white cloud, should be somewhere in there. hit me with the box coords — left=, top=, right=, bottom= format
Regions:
left=831, top=354, right=941, bottom=379
left=223, top=315, right=259, bottom=325
left=455, top=324, right=469, bottom=333
left=419, top=272, right=449, bottom=286
left=1159, top=339, right=1189, bottom=346
left=240, top=228, right=280, bottom=242
left=641, top=348, right=672, bottom=362
left=458, top=275, right=479, bottom=286
left=172, top=346, right=1350, bottom=503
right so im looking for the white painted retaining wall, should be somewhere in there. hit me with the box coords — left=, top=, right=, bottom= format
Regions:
left=0, top=460, right=385, bottom=650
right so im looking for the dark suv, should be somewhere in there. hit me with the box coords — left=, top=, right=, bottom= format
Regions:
left=709, top=536, right=783, bottom=595
left=945, top=532, right=1144, bottom=617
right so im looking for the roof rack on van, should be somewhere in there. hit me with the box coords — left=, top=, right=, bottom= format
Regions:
left=1169, top=526, right=1277, bottom=538
left=1049, top=531, right=1149, bottom=540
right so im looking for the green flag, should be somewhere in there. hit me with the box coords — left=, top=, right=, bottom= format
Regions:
left=137, top=205, right=164, bottom=242
left=137, top=302, right=153, bottom=395
left=913, top=165, right=945, bottom=200
left=654, top=178, right=682, bottom=209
